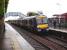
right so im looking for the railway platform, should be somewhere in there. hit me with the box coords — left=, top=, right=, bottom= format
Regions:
left=49, top=27, right=67, bottom=33
left=0, top=23, right=35, bottom=50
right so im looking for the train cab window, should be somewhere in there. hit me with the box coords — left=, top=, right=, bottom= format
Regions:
left=37, top=19, right=42, bottom=24
left=36, top=16, right=48, bottom=24
left=43, top=17, right=48, bottom=24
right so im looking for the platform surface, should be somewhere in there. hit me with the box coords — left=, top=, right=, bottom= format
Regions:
left=0, top=23, right=35, bottom=50
left=49, top=27, right=67, bottom=33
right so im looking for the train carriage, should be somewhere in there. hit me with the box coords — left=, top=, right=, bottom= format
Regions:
left=8, top=15, right=49, bottom=34
left=20, top=15, right=49, bottom=32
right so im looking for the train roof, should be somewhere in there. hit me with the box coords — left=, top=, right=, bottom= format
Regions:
left=10, top=15, right=47, bottom=20
left=23, top=16, right=36, bottom=20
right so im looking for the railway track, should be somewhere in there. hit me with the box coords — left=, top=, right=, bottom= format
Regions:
left=10, top=24, right=67, bottom=50
left=10, top=24, right=50, bottom=50
left=49, top=35, right=67, bottom=43
left=44, top=36, right=67, bottom=48
left=30, top=33, right=67, bottom=50
left=48, top=30, right=67, bottom=43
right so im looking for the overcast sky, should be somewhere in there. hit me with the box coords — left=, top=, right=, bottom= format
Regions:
left=5, top=0, right=67, bottom=21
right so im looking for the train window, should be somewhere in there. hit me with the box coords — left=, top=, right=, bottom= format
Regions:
left=25, top=20, right=27, bottom=24
left=26, top=20, right=27, bottom=24
left=32, top=18, right=37, bottom=27
left=33, top=18, right=37, bottom=24
left=22, top=20, right=23, bottom=23
left=33, top=18, right=36, bottom=22
left=29, top=19, right=32, bottom=25
left=23, top=20, right=25, bottom=25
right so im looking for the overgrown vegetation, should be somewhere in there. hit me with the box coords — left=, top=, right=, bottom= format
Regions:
left=27, top=12, right=38, bottom=16
left=0, top=0, right=9, bottom=18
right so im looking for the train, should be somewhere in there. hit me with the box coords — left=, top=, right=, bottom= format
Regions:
left=8, top=15, right=49, bottom=33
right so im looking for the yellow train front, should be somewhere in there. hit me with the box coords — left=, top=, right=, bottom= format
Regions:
left=27, top=15, right=49, bottom=33
left=36, top=15, right=49, bottom=32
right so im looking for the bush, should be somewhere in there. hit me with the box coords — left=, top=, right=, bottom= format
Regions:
left=27, top=12, right=38, bottom=16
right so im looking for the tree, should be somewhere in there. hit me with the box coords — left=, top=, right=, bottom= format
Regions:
left=0, top=0, right=9, bottom=34
left=0, top=0, right=9, bottom=18
left=27, top=12, right=38, bottom=16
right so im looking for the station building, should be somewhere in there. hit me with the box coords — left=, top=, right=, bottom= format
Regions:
left=48, top=13, right=67, bottom=28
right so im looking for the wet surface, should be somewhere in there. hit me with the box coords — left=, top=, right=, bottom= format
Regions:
left=0, top=23, right=35, bottom=50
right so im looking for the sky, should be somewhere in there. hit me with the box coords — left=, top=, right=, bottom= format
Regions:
left=5, top=0, right=67, bottom=21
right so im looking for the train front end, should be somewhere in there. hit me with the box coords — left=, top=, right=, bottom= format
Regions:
left=36, top=15, right=49, bottom=32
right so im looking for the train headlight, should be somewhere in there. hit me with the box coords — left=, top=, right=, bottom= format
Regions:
left=46, top=28, right=49, bottom=31
left=38, top=29, right=41, bottom=31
